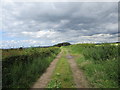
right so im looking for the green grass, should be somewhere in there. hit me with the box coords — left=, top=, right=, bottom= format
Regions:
left=2, top=43, right=119, bottom=88
left=47, top=49, right=75, bottom=88
left=66, top=44, right=119, bottom=88
left=2, top=47, right=60, bottom=88
left=75, top=55, right=118, bottom=88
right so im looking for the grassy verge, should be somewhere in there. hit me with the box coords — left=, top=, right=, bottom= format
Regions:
left=47, top=49, right=75, bottom=88
left=2, top=47, right=60, bottom=88
left=66, top=44, right=119, bottom=88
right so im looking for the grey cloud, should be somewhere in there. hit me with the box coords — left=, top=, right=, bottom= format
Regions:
left=1, top=2, right=119, bottom=48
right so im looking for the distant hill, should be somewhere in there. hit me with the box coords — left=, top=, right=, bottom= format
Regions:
left=54, top=42, right=71, bottom=47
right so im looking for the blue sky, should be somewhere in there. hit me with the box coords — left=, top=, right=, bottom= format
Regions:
left=1, top=1, right=119, bottom=48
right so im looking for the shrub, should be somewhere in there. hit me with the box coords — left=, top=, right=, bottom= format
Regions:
left=2, top=47, right=60, bottom=88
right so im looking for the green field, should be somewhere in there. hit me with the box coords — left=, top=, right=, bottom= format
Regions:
left=2, top=43, right=120, bottom=88
left=2, top=47, right=60, bottom=88
left=66, top=43, right=119, bottom=88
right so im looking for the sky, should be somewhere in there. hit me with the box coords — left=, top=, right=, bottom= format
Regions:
left=0, top=1, right=119, bottom=48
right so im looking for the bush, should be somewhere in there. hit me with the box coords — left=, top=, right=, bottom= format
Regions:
left=67, top=43, right=119, bottom=88
left=82, top=45, right=118, bottom=61
left=2, top=47, right=60, bottom=88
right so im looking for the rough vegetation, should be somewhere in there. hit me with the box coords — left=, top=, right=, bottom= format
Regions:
left=2, top=42, right=119, bottom=88
left=66, top=43, right=119, bottom=88
left=2, top=47, right=60, bottom=88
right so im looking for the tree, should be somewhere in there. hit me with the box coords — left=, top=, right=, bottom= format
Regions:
left=54, top=42, right=71, bottom=47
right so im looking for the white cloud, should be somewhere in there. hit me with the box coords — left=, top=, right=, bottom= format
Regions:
left=1, top=2, right=118, bottom=48
left=21, top=30, right=57, bottom=38
left=1, top=39, right=45, bottom=48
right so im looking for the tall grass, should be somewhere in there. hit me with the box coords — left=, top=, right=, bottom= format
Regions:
left=82, top=45, right=118, bottom=61
left=2, top=47, right=60, bottom=88
left=66, top=43, right=119, bottom=88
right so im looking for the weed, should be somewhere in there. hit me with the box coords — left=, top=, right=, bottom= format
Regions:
left=66, top=43, right=119, bottom=88
left=2, top=47, right=60, bottom=88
